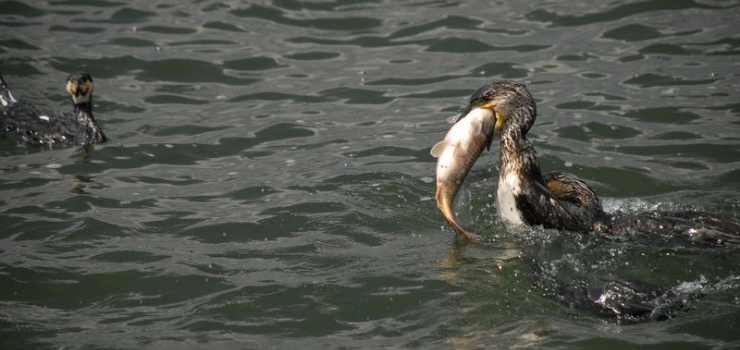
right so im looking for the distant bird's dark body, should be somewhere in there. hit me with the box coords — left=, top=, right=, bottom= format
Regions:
left=0, top=72, right=106, bottom=148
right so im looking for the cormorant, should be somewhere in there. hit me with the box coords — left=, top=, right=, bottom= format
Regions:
left=434, top=80, right=739, bottom=242
left=433, top=80, right=739, bottom=322
left=1, top=72, right=106, bottom=148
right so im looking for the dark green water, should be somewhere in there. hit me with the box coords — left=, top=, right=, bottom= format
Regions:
left=1, top=0, right=739, bottom=349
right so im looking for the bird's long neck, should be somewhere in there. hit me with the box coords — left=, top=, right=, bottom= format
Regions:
left=498, top=113, right=542, bottom=184
left=74, top=99, right=106, bottom=143
left=495, top=108, right=545, bottom=225
left=74, top=101, right=96, bottom=129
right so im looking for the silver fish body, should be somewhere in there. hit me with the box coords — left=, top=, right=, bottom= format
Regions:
left=431, top=107, right=496, bottom=239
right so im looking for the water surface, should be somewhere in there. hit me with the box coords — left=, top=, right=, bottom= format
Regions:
left=1, top=0, right=739, bottom=349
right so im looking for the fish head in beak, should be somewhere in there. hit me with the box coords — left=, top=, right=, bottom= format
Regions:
left=454, top=98, right=505, bottom=137
left=477, top=100, right=506, bottom=135
left=66, top=72, right=94, bottom=105
left=463, top=80, right=536, bottom=136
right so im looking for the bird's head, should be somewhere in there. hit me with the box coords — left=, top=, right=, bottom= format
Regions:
left=457, top=80, right=536, bottom=136
left=66, top=72, right=94, bottom=105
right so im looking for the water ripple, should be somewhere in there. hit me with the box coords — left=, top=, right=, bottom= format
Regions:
left=1, top=0, right=740, bottom=348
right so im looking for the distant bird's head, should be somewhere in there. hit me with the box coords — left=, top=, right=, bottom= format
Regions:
left=66, top=72, right=94, bottom=105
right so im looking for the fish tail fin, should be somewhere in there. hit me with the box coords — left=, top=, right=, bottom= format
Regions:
left=436, top=189, right=478, bottom=240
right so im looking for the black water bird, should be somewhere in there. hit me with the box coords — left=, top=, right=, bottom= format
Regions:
left=1, top=72, right=107, bottom=148
left=434, top=80, right=739, bottom=322
left=435, top=80, right=739, bottom=242
left=436, top=80, right=591, bottom=234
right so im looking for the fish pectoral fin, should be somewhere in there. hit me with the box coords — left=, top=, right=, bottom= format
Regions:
left=430, top=140, right=447, bottom=158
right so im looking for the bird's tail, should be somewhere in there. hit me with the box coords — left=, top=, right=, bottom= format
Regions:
left=0, top=75, right=17, bottom=107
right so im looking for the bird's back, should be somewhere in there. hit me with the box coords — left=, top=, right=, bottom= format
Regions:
left=1, top=100, right=80, bottom=147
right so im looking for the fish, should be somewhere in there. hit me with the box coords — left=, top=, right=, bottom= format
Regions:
left=430, top=107, right=496, bottom=239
